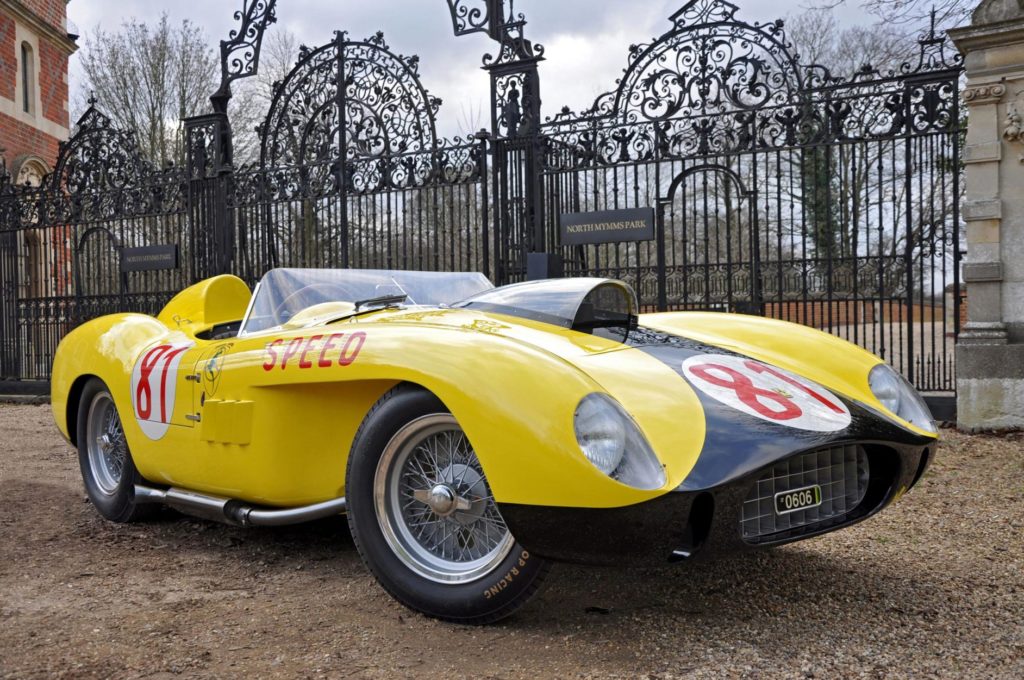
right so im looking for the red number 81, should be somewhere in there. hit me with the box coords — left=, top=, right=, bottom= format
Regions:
left=136, top=345, right=188, bottom=422
left=690, top=360, right=843, bottom=421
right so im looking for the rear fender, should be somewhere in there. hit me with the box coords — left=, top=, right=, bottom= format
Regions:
left=51, top=314, right=181, bottom=442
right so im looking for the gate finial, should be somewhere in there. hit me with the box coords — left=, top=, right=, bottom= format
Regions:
left=446, top=0, right=510, bottom=41
left=211, top=0, right=279, bottom=114
left=446, top=0, right=543, bottom=65
left=669, top=0, right=739, bottom=27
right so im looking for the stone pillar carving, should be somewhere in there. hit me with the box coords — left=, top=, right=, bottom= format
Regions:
left=950, top=0, right=1024, bottom=429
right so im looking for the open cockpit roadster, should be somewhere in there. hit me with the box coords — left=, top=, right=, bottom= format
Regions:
left=52, top=268, right=937, bottom=623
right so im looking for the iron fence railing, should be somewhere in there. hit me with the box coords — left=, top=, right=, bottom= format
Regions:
left=0, top=0, right=963, bottom=397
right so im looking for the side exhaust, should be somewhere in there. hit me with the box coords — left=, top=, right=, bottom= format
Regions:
left=134, top=485, right=346, bottom=527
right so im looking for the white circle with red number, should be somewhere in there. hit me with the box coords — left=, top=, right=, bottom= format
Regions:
left=681, top=354, right=851, bottom=432
left=130, top=341, right=194, bottom=440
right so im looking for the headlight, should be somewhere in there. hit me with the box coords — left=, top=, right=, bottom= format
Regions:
left=574, top=394, right=666, bottom=490
left=573, top=394, right=625, bottom=475
left=868, top=364, right=937, bottom=434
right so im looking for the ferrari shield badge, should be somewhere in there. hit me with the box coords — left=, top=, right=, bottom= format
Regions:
left=681, top=354, right=852, bottom=432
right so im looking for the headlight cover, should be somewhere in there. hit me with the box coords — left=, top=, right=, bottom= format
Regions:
left=868, top=364, right=937, bottom=433
left=574, top=394, right=666, bottom=490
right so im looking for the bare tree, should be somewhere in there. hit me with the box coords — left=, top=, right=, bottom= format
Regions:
left=76, top=14, right=218, bottom=166
left=788, top=9, right=911, bottom=77
left=812, top=0, right=974, bottom=29
left=781, top=9, right=922, bottom=262
left=230, top=28, right=300, bottom=166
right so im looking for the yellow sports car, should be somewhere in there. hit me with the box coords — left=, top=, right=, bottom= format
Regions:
left=51, top=269, right=938, bottom=623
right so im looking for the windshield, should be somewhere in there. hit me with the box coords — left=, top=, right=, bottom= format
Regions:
left=239, top=268, right=494, bottom=335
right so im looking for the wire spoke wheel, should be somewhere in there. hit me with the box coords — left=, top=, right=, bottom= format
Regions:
left=374, top=414, right=514, bottom=583
left=86, top=391, right=127, bottom=495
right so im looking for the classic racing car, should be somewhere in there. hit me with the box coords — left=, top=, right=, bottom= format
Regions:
left=51, top=269, right=938, bottom=623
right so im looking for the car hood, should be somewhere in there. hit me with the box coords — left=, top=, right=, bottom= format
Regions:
left=350, top=304, right=931, bottom=441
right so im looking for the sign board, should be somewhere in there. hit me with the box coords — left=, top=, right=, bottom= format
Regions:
left=559, top=208, right=655, bottom=246
left=121, top=245, right=179, bottom=273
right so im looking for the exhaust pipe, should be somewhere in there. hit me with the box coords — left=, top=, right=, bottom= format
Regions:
left=134, top=484, right=346, bottom=527
left=225, top=497, right=348, bottom=527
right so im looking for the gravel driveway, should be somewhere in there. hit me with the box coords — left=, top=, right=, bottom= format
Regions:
left=1, top=404, right=1021, bottom=679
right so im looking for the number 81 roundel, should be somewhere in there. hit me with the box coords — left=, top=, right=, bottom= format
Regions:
left=681, top=354, right=851, bottom=432
left=130, top=341, right=195, bottom=440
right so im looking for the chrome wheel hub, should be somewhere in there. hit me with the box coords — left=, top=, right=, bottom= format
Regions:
left=86, top=392, right=127, bottom=495
left=414, top=484, right=470, bottom=517
left=374, top=414, right=515, bottom=584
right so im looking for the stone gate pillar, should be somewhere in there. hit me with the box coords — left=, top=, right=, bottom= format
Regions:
left=950, top=0, right=1024, bottom=429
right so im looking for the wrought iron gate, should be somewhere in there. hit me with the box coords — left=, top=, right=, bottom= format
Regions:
left=0, top=0, right=963, bottom=399
left=659, top=165, right=760, bottom=314
left=540, top=0, right=963, bottom=394
left=230, top=30, right=490, bottom=283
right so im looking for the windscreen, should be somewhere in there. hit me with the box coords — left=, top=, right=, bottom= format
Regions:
left=239, top=268, right=494, bottom=335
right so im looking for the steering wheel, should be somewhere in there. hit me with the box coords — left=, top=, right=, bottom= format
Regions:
left=272, top=283, right=358, bottom=326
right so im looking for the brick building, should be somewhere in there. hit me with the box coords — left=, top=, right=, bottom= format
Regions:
left=0, top=0, right=76, bottom=187
left=0, top=1, right=76, bottom=378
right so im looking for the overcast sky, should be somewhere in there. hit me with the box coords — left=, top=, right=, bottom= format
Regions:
left=67, top=0, right=879, bottom=136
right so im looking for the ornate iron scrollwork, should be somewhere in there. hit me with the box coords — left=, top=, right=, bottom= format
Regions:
left=447, top=0, right=544, bottom=138
left=446, top=0, right=501, bottom=37
left=542, top=0, right=963, bottom=167
left=184, top=113, right=233, bottom=179
left=52, top=101, right=148, bottom=196
left=0, top=0, right=966, bottom=395
left=257, top=30, right=443, bottom=193
left=211, top=0, right=278, bottom=114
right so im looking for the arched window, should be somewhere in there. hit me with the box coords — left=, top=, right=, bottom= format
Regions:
left=20, top=42, right=35, bottom=115
left=13, top=157, right=51, bottom=300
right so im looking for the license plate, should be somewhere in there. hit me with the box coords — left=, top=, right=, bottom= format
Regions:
left=774, top=485, right=822, bottom=515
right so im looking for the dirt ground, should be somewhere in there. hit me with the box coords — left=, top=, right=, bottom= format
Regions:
left=0, top=404, right=1022, bottom=679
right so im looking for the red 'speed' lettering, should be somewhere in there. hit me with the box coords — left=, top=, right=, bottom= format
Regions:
left=319, top=333, right=342, bottom=367
left=280, top=338, right=303, bottom=369
left=299, top=335, right=323, bottom=369
left=263, top=339, right=283, bottom=371
left=339, top=332, right=365, bottom=366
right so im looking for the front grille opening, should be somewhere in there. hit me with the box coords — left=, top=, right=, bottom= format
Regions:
left=741, top=444, right=869, bottom=543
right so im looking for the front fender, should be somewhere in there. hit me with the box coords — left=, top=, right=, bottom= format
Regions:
left=227, top=320, right=703, bottom=508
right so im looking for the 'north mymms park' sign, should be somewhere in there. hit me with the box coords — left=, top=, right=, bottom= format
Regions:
left=559, top=208, right=655, bottom=246
left=120, top=245, right=180, bottom=273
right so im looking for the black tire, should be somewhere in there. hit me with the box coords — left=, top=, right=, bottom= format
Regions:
left=346, top=386, right=549, bottom=624
left=76, top=378, right=155, bottom=523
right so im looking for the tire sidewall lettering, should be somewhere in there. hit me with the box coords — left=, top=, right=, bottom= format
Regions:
left=482, top=550, right=531, bottom=599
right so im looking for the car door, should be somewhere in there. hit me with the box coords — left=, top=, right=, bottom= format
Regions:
left=190, top=339, right=256, bottom=448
